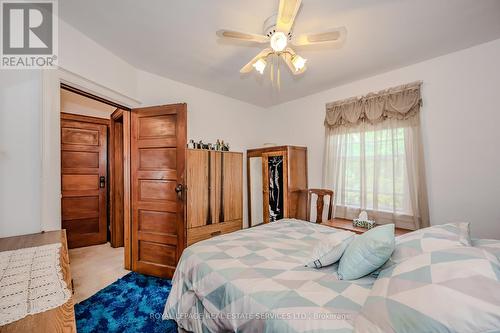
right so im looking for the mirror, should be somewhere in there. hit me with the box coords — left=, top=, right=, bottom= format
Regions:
left=249, top=157, right=263, bottom=227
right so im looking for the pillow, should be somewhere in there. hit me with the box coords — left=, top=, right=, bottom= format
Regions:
left=355, top=247, right=500, bottom=333
left=382, top=222, right=471, bottom=270
left=337, top=224, right=395, bottom=280
left=305, top=231, right=355, bottom=268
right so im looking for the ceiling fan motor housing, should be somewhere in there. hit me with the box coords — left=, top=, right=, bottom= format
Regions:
left=263, top=14, right=292, bottom=40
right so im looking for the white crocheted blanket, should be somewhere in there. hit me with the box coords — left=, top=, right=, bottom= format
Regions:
left=0, top=243, right=72, bottom=326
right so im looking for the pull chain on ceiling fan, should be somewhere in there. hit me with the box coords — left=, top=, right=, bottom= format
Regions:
left=216, top=0, right=346, bottom=81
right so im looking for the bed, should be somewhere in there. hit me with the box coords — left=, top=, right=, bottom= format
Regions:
left=163, top=219, right=500, bottom=332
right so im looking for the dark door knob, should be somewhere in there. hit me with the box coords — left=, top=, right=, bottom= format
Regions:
left=175, top=184, right=184, bottom=199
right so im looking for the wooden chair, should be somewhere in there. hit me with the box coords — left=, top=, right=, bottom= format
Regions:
left=306, top=189, right=334, bottom=223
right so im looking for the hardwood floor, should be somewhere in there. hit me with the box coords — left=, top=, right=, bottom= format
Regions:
left=69, top=243, right=129, bottom=303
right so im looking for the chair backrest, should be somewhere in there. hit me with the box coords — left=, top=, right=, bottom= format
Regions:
left=306, top=189, right=334, bottom=223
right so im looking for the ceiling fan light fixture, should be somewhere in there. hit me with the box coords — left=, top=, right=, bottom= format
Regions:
left=217, top=0, right=347, bottom=81
left=291, top=54, right=306, bottom=71
left=270, top=32, right=288, bottom=52
left=253, top=58, right=267, bottom=74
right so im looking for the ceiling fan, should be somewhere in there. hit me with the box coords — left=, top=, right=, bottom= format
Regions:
left=216, top=0, right=346, bottom=77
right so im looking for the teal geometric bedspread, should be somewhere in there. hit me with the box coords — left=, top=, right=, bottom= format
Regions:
left=163, top=219, right=375, bottom=332
left=472, top=238, right=500, bottom=260
left=163, top=219, right=500, bottom=333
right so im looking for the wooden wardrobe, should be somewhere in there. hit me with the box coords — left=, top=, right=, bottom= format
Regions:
left=247, top=146, right=308, bottom=226
left=185, top=149, right=243, bottom=245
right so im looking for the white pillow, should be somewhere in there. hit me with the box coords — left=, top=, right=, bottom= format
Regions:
left=305, top=231, right=355, bottom=268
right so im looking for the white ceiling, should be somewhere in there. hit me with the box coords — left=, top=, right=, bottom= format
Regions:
left=60, top=0, right=500, bottom=107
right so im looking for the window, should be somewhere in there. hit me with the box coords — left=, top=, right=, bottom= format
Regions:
left=329, top=126, right=412, bottom=217
left=323, top=82, right=429, bottom=229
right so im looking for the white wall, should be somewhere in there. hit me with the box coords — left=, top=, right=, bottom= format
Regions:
left=0, top=71, right=42, bottom=237
left=137, top=70, right=267, bottom=228
left=59, top=20, right=138, bottom=100
left=0, top=19, right=131, bottom=236
left=137, top=70, right=266, bottom=151
left=264, top=38, right=500, bottom=239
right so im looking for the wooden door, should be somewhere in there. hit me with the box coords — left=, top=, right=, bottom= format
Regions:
left=61, top=115, right=108, bottom=248
left=131, top=104, right=186, bottom=278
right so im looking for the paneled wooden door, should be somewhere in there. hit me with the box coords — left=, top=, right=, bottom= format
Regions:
left=61, top=115, right=108, bottom=248
left=131, top=104, right=186, bottom=278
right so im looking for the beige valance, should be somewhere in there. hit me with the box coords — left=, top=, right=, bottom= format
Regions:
left=325, top=81, right=422, bottom=129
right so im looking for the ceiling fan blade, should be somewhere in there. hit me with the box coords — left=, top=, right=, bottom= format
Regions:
left=292, top=27, right=347, bottom=46
left=240, top=48, right=274, bottom=73
left=282, top=47, right=306, bottom=75
left=276, top=0, right=302, bottom=34
left=217, top=30, right=269, bottom=43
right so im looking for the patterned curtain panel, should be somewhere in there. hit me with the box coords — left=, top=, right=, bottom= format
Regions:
left=323, top=82, right=429, bottom=230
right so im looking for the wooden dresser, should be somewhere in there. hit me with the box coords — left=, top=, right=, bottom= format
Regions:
left=185, top=149, right=243, bottom=245
left=0, top=230, right=76, bottom=333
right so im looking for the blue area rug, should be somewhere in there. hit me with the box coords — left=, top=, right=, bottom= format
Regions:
left=75, top=272, right=177, bottom=333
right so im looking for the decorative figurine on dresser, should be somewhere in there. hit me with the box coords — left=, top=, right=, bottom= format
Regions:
left=188, top=139, right=230, bottom=151
left=246, top=145, right=308, bottom=227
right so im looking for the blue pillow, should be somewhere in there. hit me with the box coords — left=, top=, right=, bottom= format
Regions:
left=338, top=224, right=395, bottom=280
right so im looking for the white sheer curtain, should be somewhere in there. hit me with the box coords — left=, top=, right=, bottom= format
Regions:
left=323, top=82, right=429, bottom=230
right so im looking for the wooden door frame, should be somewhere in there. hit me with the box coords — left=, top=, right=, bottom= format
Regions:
left=110, top=109, right=131, bottom=270
left=60, top=88, right=132, bottom=269
left=247, top=146, right=290, bottom=228
left=61, top=83, right=131, bottom=111
left=60, top=112, right=111, bottom=126
left=40, top=69, right=140, bottom=236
